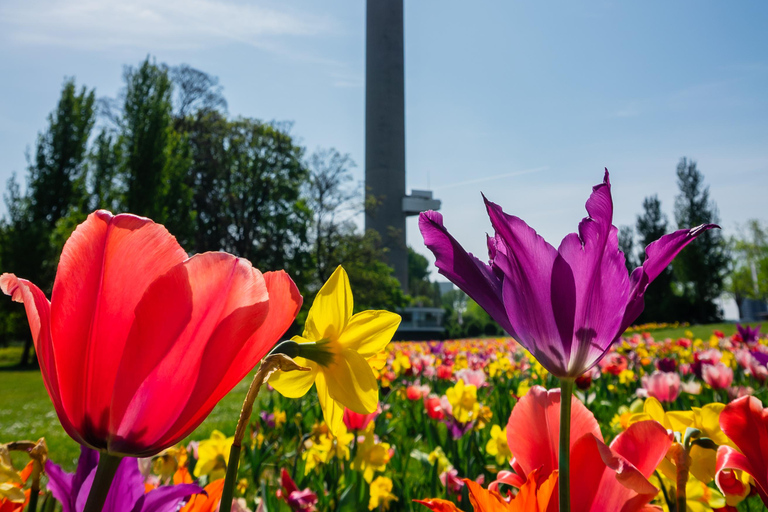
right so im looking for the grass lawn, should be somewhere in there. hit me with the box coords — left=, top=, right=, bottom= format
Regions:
left=0, top=368, right=258, bottom=471
left=637, top=321, right=760, bottom=341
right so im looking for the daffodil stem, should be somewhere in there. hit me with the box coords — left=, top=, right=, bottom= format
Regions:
left=221, top=354, right=310, bottom=512
left=674, top=443, right=691, bottom=512
left=82, top=453, right=121, bottom=512
left=559, top=378, right=574, bottom=512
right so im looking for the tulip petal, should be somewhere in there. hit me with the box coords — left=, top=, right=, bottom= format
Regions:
left=464, top=478, right=509, bottom=511
left=338, top=310, right=401, bottom=357
left=325, top=349, right=379, bottom=414
left=316, top=372, right=344, bottom=435
left=506, top=386, right=601, bottom=478
left=483, top=198, right=563, bottom=372
left=51, top=211, right=187, bottom=447
left=133, top=483, right=203, bottom=512
left=0, top=274, right=82, bottom=443
left=269, top=357, right=319, bottom=398
left=169, top=270, right=303, bottom=441
left=110, top=253, right=270, bottom=455
left=419, top=210, right=514, bottom=335
left=608, top=420, right=672, bottom=479
left=554, top=173, right=631, bottom=375
left=715, top=396, right=768, bottom=504
left=622, top=223, right=719, bottom=330
left=304, top=266, right=352, bottom=342
left=75, top=456, right=144, bottom=512
left=413, top=498, right=462, bottom=512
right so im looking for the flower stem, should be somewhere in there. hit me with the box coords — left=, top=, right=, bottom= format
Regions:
left=559, top=378, right=574, bottom=512
left=82, top=453, right=122, bottom=512
left=220, top=354, right=311, bottom=512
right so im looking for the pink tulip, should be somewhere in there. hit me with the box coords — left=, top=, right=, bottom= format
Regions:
left=639, top=371, right=681, bottom=403
left=702, top=362, right=733, bottom=390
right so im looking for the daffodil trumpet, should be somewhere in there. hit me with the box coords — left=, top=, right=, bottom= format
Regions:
left=219, top=353, right=310, bottom=512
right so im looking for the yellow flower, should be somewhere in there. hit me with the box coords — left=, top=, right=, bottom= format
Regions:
left=352, top=424, right=392, bottom=483
left=273, top=409, right=287, bottom=429
left=445, top=379, right=480, bottom=423
left=194, top=430, right=233, bottom=480
left=516, top=379, right=531, bottom=397
left=475, top=405, right=493, bottom=430
left=0, top=445, right=25, bottom=504
left=368, top=476, right=398, bottom=511
left=428, top=447, right=451, bottom=473
left=618, top=369, right=635, bottom=385
left=302, top=425, right=355, bottom=475
left=485, top=425, right=512, bottom=466
left=270, top=266, right=401, bottom=436
left=153, top=446, right=187, bottom=482
left=652, top=472, right=726, bottom=512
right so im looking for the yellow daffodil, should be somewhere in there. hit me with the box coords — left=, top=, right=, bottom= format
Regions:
left=270, top=266, right=401, bottom=435
left=428, top=447, right=451, bottom=473
left=352, top=424, right=392, bottom=483
left=368, top=476, right=398, bottom=511
left=273, top=409, right=287, bottom=429
left=194, top=430, right=233, bottom=480
left=0, top=446, right=25, bottom=504
left=485, top=425, right=512, bottom=466
left=652, top=472, right=726, bottom=512
left=302, top=424, right=355, bottom=475
left=445, top=380, right=480, bottom=423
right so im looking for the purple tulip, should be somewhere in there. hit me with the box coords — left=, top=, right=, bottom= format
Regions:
left=737, top=323, right=761, bottom=344
left=45, top=446, right=202, bottom=512
left=420, top=170, right=718, bottom=378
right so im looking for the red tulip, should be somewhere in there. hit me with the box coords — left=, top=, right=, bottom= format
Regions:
left=491, top=386, right=672, bottom=511
left=424, top=395, right=445, bottom=420
left=0, top=211, right=301, bottom=457
left=342, top=407, right=379, bottom=432
left=715, top=395, right=768, bottom=506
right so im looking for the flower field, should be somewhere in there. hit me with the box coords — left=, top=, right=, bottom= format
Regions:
left=3, top=325, right=768, bottom=511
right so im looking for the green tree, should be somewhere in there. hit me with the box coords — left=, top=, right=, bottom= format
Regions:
left=727, top=220, right=768, bottom=318
left=634, top=195, right=681, bottom=323
left=673, top=158, right=729, bottom=323
left=118, top=58, right=195, bottom=244
left=0, top=79, right=95, bottom=365
left=618, top=225, right=636, bottom=273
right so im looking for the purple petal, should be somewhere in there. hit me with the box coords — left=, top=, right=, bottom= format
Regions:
left=419, top=211, right=514, bottom=334
left=483, top=196, right=565, bottom=372
left=45, top=460, right=76, bottom=512
left=131, top=484, right=204, bottom=512
left=46, top=446, right=99, bottom=512
left=621, top=223, right=719, bottom=331
left=554, top=173, right=631, bottom=375
left=76, top=457, right=144, bottom=512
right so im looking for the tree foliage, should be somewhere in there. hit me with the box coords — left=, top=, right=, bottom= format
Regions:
left=673, top=158, right=729, bottom=323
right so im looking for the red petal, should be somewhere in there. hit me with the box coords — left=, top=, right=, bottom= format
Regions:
left=109, top=253, right=269, bottom=455
left=506, top=386, right=601, bottom=479
left=50, top=211, right=187, bottom=447
left=717, top=396, right=768, bottom=504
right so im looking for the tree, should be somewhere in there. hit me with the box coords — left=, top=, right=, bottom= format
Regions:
left=171, top=64, right=227, bottom=118
left=0, top=79, right=95, bottom=365
left=673, top=158, right=729, bottom=323
left=727, top=220, right=768, bottom=318
left=634, top=195, right=680, bottom=322
left=118, top=57, right=195, bottom=245
left=618, top=225, right=636, bottom=273
left=304, top=148, right=358, bottom=288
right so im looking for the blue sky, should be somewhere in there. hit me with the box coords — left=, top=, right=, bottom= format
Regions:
left=0, top=0, right=766, bottom=290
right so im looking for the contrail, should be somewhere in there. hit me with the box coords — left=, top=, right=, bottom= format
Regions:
left=434, top=166, right=549, bottom=190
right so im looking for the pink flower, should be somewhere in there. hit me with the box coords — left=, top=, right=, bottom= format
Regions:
left=702, top=363, right=733, bottom=390
left=406, top=384, right=430, bottom=401
left=277, top=468, right=318, bottom=511
left=440, top=469, right=464, bottom=495
left=454, top=369, right=486, bottom=388
left=639, top=371, right=681, bottom=403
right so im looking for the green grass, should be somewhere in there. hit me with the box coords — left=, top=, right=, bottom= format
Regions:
left=633, top=321, right=760, bottom=341
left=0, top=369, right=258, bottom=471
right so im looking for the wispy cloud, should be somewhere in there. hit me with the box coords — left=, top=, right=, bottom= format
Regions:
left=0, top=0, right=335, bottom=51
left=435, top=166, right=549, bottom=190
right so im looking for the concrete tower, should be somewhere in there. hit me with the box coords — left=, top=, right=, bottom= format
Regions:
left=365, top=0, right=439, bottom=293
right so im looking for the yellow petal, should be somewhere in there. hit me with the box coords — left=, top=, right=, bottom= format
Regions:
left=644, top=398, right=672, bottom=429
left=316, top=372, right=345, bottom=435
left=269, top=357, right=318, bottom=398
left=667, top=411, right=695, bottom=434
left=337, top=310, right=401, bottom=357
left=689, top=445, right=717, bottom=483
left=324, top=349, right=379, bottom=414
left=0, top=483, right=26, bottom=503
left=304, top=266, right=353, bottom=341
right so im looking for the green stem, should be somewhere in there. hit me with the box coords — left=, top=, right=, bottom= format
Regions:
left=219, top=444, right=242, bottom=512
left=82, top=453, right=122, bottom=512
left=559, top=379, right=574, bottom=512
